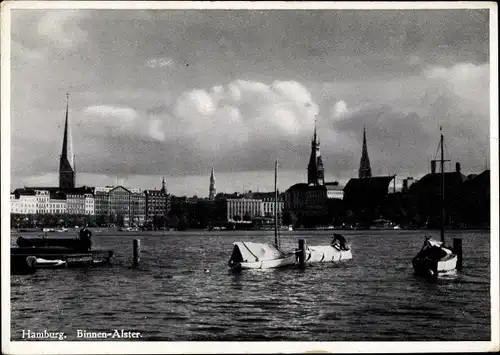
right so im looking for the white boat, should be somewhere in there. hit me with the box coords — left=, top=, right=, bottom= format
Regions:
left=228, top=242, right=296, bottom=270
left=305, top=244, right=353, bottom=263
left=35, top=258, right=66, bottom=268
left=228, top=160, right=294, bottom=271
left=412, top=129, right=458, bottom=278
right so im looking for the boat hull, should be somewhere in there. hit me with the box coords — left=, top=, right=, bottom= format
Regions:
left=11, top=248, right=113, bottom=274
left=412, top=253, right=457, bottom=278
left=235, top=254, right=297, bottom=270
left=306, top=245, right=353, bottom=263
left=228, top=242, right=297, bottom=271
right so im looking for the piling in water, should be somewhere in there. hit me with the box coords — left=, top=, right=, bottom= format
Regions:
left=453, top=238, right=462, bottom=271
left=298, top=239, right=306, bottom=269
left=133, top=239, right=140, bottom=267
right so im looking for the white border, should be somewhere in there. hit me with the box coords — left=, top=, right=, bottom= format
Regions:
left=1, top=1, right=498, bottom=354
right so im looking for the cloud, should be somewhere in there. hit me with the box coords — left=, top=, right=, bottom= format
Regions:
left=147, top=118, right=165, bottom=141
left=328, top=62, right=490, bottom=175
left=146, top=57, right=175, bottom=68
left=165, top=79, right=319, bottom=144
left=332, top=100, right=348, bottom=118
left=424, top=63, right=489, bottom=118
left=11, top=40, right=45, bottom=63
left=84, top=105, right=139, bottom=122
left=36, top=10, right=89, bottom=49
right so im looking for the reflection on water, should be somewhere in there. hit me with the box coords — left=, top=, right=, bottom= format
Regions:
left=11, top=230, right=490, bottom=341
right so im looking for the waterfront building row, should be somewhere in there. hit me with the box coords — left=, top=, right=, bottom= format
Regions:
left=10, top=184, right=171, bottom=226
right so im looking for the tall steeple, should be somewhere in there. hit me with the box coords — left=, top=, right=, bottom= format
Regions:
left=359, top=126, right=372, bottom=178
left=209, top=167, right=216, bottom=199
left=307, top=120, right=325, bottom=186
left=59, top=93, right=75, bottom=189
left=160, top=176, right=167, bottom=193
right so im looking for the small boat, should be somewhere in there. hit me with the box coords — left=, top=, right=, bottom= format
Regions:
left=35, top=258, right=67, bottom=268
left=305, top=233, right=353, bottom=264
left=305, top=243, right=353, bottom=263
left=412, top=237, right=457, bottom=277
left=228, top=160, right=295, bottom=271
left=228, top=242, right=296, bottom=270
left=11, top=230, right=113, bottom=274
left=412, top=128, right=458, bottom=278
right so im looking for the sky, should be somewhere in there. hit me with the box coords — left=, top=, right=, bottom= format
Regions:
left=7, top=4, right=492, bottom=196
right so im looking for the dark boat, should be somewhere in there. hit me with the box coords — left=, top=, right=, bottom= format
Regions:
left=11, top=233, right=113, bottom=275
left=412, top=129, right=458, bottom=278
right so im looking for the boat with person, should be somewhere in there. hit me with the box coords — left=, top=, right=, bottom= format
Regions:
left=304, top=232, right=353, bottom=264
left=412, top=128, right=458, bottom=278
left=11, top=226, right=113, bottom=274
left=228, top=160, right=296, bottom=271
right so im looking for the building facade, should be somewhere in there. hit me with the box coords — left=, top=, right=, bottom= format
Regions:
left=108, top=186, right=132, bottom=226
left=67, top=193, right=87, bottom=215
left=225, top=198, right=262, bottom=222
left=130, top=188, right=146, bottom=226
left=145, top=179, right=169, bottom=223
left=93, top=187, right=112, bottom=216
left=35, top=190, right=50, bottom=214
left=10, top=191, right=37, bottom=214
left=284, top=181, right=345, bottom=227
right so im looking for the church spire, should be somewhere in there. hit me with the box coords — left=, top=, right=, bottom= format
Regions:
left=307, top=120, right=324, bottom=186
left=161, top=176, right=166, bottom=193
left=61, top=93, right=73, bottom=164
left=359, top=126, right=372, bottom=178
left=59, top=93, right=75, bottom=189
left=209, top=167, right=216, bottom=199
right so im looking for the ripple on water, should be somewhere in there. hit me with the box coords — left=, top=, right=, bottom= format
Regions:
left=10, top=230, right=491, bottom=341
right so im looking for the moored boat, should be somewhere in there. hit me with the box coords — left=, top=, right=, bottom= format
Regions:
left=228, top=242, right=296, bottom=270
left=412, top=237, right=457, bottom=277
left=305, top=244, right=353, bottom=263
left=11, top=229, right=113, bottom=274
left=412, top=128, right=458, bottom=278
left=228, top=160, right=295, bottom=271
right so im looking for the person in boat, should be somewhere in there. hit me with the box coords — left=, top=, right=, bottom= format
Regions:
left=78, top=225, right=92, bottom=252
left=415, top=236, right=447, bottom=261
left=331, top=233, right=349, bottom=251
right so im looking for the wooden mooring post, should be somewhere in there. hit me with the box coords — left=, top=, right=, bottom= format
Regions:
left=298, top=239, right=307, bottom=269
left=133, top=239, right=140, bottom=267
left=453, top=238, right=462, bottom=271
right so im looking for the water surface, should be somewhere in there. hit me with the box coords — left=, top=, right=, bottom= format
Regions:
left=11, top=229, right=491, bottom=341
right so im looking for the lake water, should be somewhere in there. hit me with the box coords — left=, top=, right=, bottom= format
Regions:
left=10, top=229, right=491, bottom=341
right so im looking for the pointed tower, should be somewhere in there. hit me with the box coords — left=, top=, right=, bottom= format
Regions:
left=160, top=176, right=167, bottom=194
left=359, top=126, right=372, bottom=178
left=59, top=94, right=75, bottom=189
left=209, top=167, right=216, bottom=199
left=307, top=122, right=325, bottom=186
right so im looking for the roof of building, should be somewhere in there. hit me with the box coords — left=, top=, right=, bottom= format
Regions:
left=13, top=188, right=36, bottom=196
left=463, top=169, right=489, bottom=187
left=25, top=186, right=94, bottom=194
left=325, top=181, right=344, bottom=191
left=287, top=183, right=327, bottom=191
left=344, top=176, right=395, bottom=194
left=416, top=171, right=467, bottom=186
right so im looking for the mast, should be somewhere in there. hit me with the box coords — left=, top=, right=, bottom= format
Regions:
left=440, top=128, right=445, bottom=244
left=274, top=159, right=279, bottom=248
